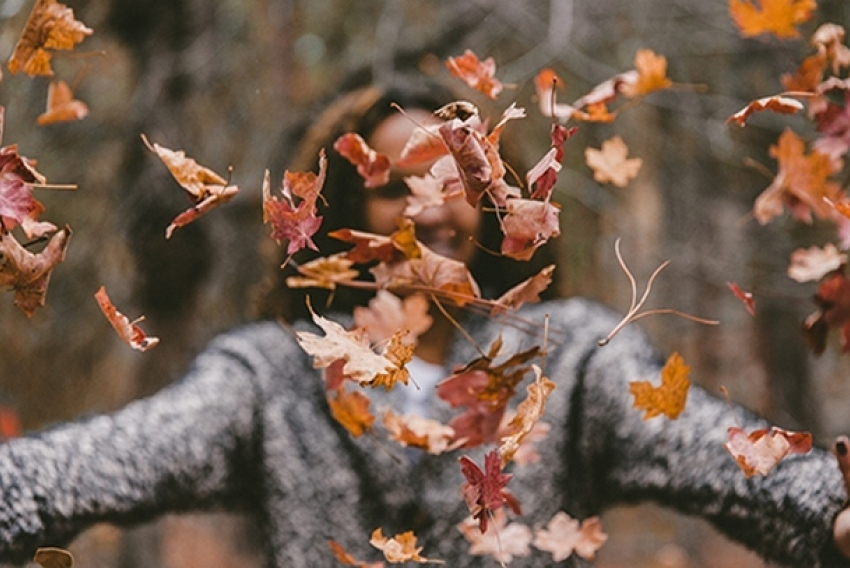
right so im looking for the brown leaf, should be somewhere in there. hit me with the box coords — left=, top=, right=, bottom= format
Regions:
left=0, top=225, right=70, bottom=316
left=370, top=528, right=441, bottom=564
left=445, top=50, right=503, bottom=99
left=727, top=281, right=756, bottom=316
left=724, top=426, right=812, bottom=477
left=327, top=387, right=375, bottom=437
left=498, top=365, right=555, bottom=466
left=584, top=136, right=642, bottom=187
left=7, top=0, right=92, bottom=77
left=285, top=253, right=359, bottom=291
left=491, top=264, right=555, bottom=314
left=458, top=509, right=532, bottom=563
left=333, top=133, right=391, bottom=188
left=382, top=410, right=457, bottom=455
left=94, top=286, right=159, bottom=351
left=36, top=80, right=88, bottom=126
left=621, top=49, right=673, bottom=97
left=727, top=95, right=804, bottom=127
left=629, top=352, right=690, bottom=420
left=353, top=290, right=433, bottom=345
left=34, top=547, right=74, bottom=568
left=328, top=540, right=385, bottom=568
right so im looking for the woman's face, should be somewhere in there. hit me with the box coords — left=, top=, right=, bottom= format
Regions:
left=364, top=111, right=481, bottom=265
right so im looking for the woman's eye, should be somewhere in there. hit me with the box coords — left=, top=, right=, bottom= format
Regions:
left=370, top=179, right=410, bottom=199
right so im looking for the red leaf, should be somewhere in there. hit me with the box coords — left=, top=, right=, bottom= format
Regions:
left=94, top=286, right=160, bottom=351
left=445, top=49, right=503, bottom=99
left=459, top=449, right=520, bottom=533
left=333, top=132, right=391, bottom=188
left=500, top=199, right=561, bottom=261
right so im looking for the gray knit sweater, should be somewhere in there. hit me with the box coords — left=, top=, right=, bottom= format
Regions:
left=0, top=298, right=847, bottom=567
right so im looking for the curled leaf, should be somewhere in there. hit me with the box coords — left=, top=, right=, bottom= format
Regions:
left=94, top=286, right=159, bottom=351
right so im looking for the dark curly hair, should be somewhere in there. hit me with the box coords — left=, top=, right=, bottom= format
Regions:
left=254, top=72, right=563, bottom=322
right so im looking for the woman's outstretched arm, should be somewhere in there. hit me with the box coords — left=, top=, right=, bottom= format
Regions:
left=0, top=324, right=275, bottom=564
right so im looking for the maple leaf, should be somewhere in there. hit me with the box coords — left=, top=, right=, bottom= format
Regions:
left=327, top=386, right=375, bottom=437
left=94, top=286, right=160, bottom=351
left=382, top=410, right=458, bottom=455
left=788, top=243, right=847, bottom=282
left=369, top=331, right=414, bottom=390
left=285, top=253, right=359, bottom=291
left=724, top=426, right=812, bottom=477
left=7, top=0, right=92, bottom=77
left=753, top=129, right=843, bottom=225
left=491, top=264, right=555, bottom=315
left=532, top=512, right=608, bottom=562
left=369, top=528, right=442, bottom=564
left=629, top=352, right=690, bottom=420
left=729, top=0, right=817, bottom=39
left=333, top=133, right=391, bottom=188
left=328, top=540, right=385, bottom=568
left=812, top=23, right=850, bottom=75
left=621, top=49, right=673, bottom=98
left=352, top=290, right=433, bottom=345
left=402, top=174, right=452, bottom=218
left=457, top=509, right=532, bottom=563
left=445, top=49, right=503, bottom=99
left=36, top=80, right=89, bottom=126
left=498, top=365, right=555, bottom=466
left=296, top=308, right=395, bottom=384
left=500, top=412, right=550, bottom=466
left=803, top=271, right=850, bottom=354
left=263, top=150, right=327, bottom=255
left=727, top=281, right=756, bottom=316
left=585, top=136, right=643, bottom=187
left=396, top=124, right=448, bottom=168
left=459, top=449, right=521, bottom=533
left=0, top=225, right=70, bottom=316
left=499, top=198, right=561, bottom=261
left=0, top=140, right=53, bottom=238
left=727, top=95, right=805, bottom=127
left=141, top=135, right=239, bottom=239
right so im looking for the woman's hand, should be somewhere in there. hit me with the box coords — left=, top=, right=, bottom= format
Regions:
left=833, top=436, right=850, bottom=558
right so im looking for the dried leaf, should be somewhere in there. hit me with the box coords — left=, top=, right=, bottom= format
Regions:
left=327, top=387, right=375, bottom=437
left=37, top=80, right=88, bottom=126
left=383, top=410, right=457, bottom=455
left=724, top=426, right=812, bottom=477
left=457, top=509, right=532, bottom=563
left=459, top=449, right=521, bottom=533
left=333, top=133, right=391, bottom=188
left=788, top=243, right=847, bottom=282
left=533, top=512, right=608, bottom=562
left=285, top=253, right=359, bottom=290
left=445, top=50, right=503, bottom=99
left=622, top=49, right=673, bottom=97
left=34, top=547, right=74, bottom=568
left=0, top=226, right=70, bottom=316
left=729, top=0, right=816, bottom=39
left=94, top=286, right=159, bottom=351
left=370, top=528, right=442, bottom=564
left=491, top=264, right=555, bottom=314
left=498, top=365, right=555, bottom=466
left=499, top=198, right=561, bottom=261
left=352, top=290, right=433, bottom=345
left=584, top=136, right=643, bottom=187
left=727, top=281, right=756, bottom=316
left=7, top=0, right=92, bottom=77
left=727, top=95, right=804, bottom=126
left=629, top=352, right=690, bottom=420
left=328, top=540, right=385, bottom=568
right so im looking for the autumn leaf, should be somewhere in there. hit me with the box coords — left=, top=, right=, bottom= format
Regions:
left=438, top=120, right=493, bottom=206
left=526, top=124, right=576, bottom=201
left=459, top=449, right=521, bottom=533
left=753, top=128, right=843, bottom=225
left=383, top=410, right=458, bottom=455
left=629, top=352, right=690, bottom=420
left=94, top=286, right=159, bottom=352
left=0, top=225, right=70, bottom=316
left=328, top=540, right=385, bottom=568
left=369, top=331, right=414, bottom=390
left=334, top=133, right=391, bottom=188
left=585, top=136, right=643, bottom=187
left=491, top=264, right=555, bottom=315
left=727, top=281, right=756, bottom=316
left=803, top=271, right=850, bottom=354
left=33, top=547, right=74, bottom=568
left=498, top=365, right=555, bottom=466
left=36, top=80, right=88, bottom=126
left=330, top=228, right=397, bottom=264
left=141, top=134, right=239, bottom=238
left=445, top=49, right=503, bottom=99
left=369, top=528, right=442, bottom=564
left=263, top=150, right=327, bottom=255
left=402, top=174, right=453, bottom=218
left=535, top=68, right=576, bottom=121
left=724, top=426, right=812, bottom=477
left=533, top=512, right=608, bottom=562
left=788, top=243, right=847, bottom=282
left=396, top=125, right=448, bottom=168
left=622, top=49, right=673, bottom=98
left=353, top=290, right=433, bottom=345
left=457, top=509, right=532, bottom=563
left=729, top=0, right=817, bottom=39
left=0, top=136, right=53, bottom=238
left=727, top=95, right=804, bottom=127
left=296, top=307, right=394, bottom=384
left=7, top=0, right=93, bottom=77
left=328, top=386, right=375, bottom=437
left=499, top=198, right=561, bottom=261
left=285, top=253, right=359, bottom=290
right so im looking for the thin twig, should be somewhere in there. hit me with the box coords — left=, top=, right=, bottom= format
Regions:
left=27, top=183, right=78, bottom=191
left=430, top=293, right=487, bottom=358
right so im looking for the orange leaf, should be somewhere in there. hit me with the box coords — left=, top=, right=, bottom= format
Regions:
left=729, top=0, right=817, bottom=39
left=727, top=95, right=804, bottom=126
left=383, top=409, right=457, bottom=455
left=445, top=49, right=503, bottom=99
left=491, top=264, right=555, bottom=314
left=328, top=540, right=385, bottom=568
left=498, top=365, right=555, bottom=466
left=36, top=80, right=88, bottom=126
left=369, top=528, right=441, bottom=564
left=327, top=387, right=375, bottom=437
left=0, top=226, right=70, bottom=317
left=622, top=49, right=673, bottom=98
left=584, top=136, right=642, bottom=187
left=629, top=352, right=690, bottom=420
left=285, top=253, right=359, bottom=291
left=7, top=0, right=92, bottom=77
left=333, top=133, right=391, bottom=188
left=369, top=331, right=414, bottom=391
left=724, top=426, right=812, bottom=477
left=94, top=286, right=159, bottom=352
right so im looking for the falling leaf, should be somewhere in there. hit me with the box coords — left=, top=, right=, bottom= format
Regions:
left=94, top=286, right=159, bottom=351
left=0, top=225, right=70, bottom=316
left=396, top=125, right=448, bottom=168
left=729, top=0, right=817, bottom=39
left=499, top=198, right=561, bottom=261
left=629, top=352, right=690, bottom=420
left=753, top=129, right=843, bottom=225
left=438, top=120, right=493, bottom=206
left=727, top=95, right=804, bottom=127
left=402, top=174, right=452, bottom=218
left=533, top=512, right=608, bottom=562
left=34, top=547, right=74, bottom=568
left=491, top=264, right=556, bottom=314
left=328, top=540, right=385, bottom=568
left=353, top=290, right=433, bottom=345
left=333, top=133, right=391, bottom=188
left=296, top=308, right=395, bottom=384
left=727, top=281, right=756, bottom=316
left=803, top=271, right=850, bottom=354
left=812, top=23, right=850, bottom=74
left=0, top=404, right=21, bottom=441
left=526, top=124, right=577, bottom=200
left=328, top=387, right=375, bottom=437
left=724, top=426, right=812, bottom=477
left=585, top=136, right=643, bottom=187
left=369, top=528, right=442, bottom=564
left=7, top=0, right=93, bottom=77
left=369, top=331, right=415, bottom=390
left=383, top=410, right=458, bottom=455
left=788, top=243, right=847, bottom=282
left=457, top=509, right=532, bottom=563
left=285, top=253, right=359, bottom=290
left=263, top=150, right=327, bottom=255
left=36, top=80, right=88, bottom=126
left=535, top=68, right=576, bottom=121
left=445, top=50, right=503, bottom=99
left=459, top=449, right=521, bottom=533
left=141, top=135, right=239, bottom=239
left=0, top=135, right=52, bottom=238
left=622, top=49, right=673, bottom=97
left=498, top=365, right=555, bottom=466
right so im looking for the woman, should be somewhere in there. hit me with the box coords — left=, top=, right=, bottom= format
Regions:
left=0, top=76, right=849, bottom=568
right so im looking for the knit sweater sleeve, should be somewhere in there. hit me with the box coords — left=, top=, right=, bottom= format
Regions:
left=563, top=300, right=850, bottom=567
left=0, top=322, right=280, bottom=565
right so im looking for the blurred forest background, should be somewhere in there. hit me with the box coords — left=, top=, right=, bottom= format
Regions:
left=0, top=0, right=849, bottom=566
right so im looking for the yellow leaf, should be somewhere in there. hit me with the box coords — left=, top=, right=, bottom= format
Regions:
left=629, top=352, right=690, bottom=420
left=729, top=0, right=817, bottom=39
